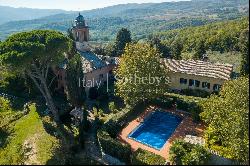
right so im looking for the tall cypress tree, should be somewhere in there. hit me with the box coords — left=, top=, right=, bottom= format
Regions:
left=239, top=29, right=249, bottom=76
left=193, top=39, right=206, bottom=60
left=114, top=28, right=132, bottom=56
left=66, top=54, right=87, bottom=146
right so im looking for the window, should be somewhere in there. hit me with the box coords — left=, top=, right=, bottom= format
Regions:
left=195, top=80, right=200, bottom=87
left=76, top=31, right=79, bottom=41
left=180, top=78, right=187, bottom=84
left=213, top=84, right=221, bottom=91
left=189, top=79, right=195, bottom=86
left=189, top=79, right=200, bottom=87
left=202, top=82, right=210, bottom=89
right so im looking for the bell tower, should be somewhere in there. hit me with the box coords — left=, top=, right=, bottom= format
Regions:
left=71, top=13, right=90, bottom=51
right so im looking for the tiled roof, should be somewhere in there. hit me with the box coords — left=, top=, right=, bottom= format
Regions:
left=79, top=51, right=107, bottom=73
left=100, top=56, right=120, bottom=65
left=161, top=58, right=233, bottom=80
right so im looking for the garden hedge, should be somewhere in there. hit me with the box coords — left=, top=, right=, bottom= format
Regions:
left=165, top=93, right=205, bottom=122
left=131, top=148, right=166, bottom=165
left=97, top=129, right=132, bottom=163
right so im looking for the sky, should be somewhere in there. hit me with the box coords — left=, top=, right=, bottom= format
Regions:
left=0, top=0, right=186, bottom=11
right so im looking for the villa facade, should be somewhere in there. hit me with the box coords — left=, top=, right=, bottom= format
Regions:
left=161, top=59, right=233, bottom=92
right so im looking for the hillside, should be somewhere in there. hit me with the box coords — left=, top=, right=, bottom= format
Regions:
left=0, top=6, right=72, bottom=25
left=0, top=0, right=248, bottom=41
left=149, top=17, right=249, bottom=72
left=156, top=17, right=249, bottom=53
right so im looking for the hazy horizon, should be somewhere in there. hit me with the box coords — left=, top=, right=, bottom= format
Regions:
left=0, top=0, right=190, bottom=11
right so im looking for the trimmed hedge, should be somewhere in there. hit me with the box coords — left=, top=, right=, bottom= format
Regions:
left=180, top=89, right=210, bottom=98
left=131, top=148, right=166, bottom=165
left=150, top=97, right=174, bottom=109
left=103, top=103, right=147, bottom=138
left=165, top=93, right=205, bottom=122
left=97, top=129, right=132, bottom=163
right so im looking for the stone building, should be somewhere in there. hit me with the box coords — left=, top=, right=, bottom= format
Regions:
left=161, top=59, right=233, bottom=92
left=55, top=13, right=118, bottom=96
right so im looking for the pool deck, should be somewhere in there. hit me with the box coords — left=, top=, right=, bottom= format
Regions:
left=117, top=106, right=205, bottom=160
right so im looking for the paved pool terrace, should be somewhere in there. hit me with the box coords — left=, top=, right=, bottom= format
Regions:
left=118, top=106, right=205, bottom=160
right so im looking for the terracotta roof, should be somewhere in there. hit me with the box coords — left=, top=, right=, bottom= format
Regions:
left=161, top=59, right=233, bottom=80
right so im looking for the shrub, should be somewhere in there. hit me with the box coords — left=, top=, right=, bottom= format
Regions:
left=150, top=97, right=174, bottom=109
left=0, top=97, right=25, bottom=129
left=97, top=83, right=110, bottom=102
left=165, top=93, right=205, bottom=122
left=42, top=116, right=58, bottom=137
left=0, top=97, right=11, bottom=111
left=88, top=87, right=99, bottom=100
left=68, top=154, right=102, bottom=165
left=182, top=145, right=211, bottom=165
left=169, top=140, right=211, bottom=165
left=180, top=89, right=210, bottom=98
left=97, top=129, right=132, bottom=163
left=103, top=120, right=121, bottom=138
left=131, top=148, right=166, bottom=165
left=108, top=101, right=118, bottom=113
left=190, top=104, right=203, bottom=123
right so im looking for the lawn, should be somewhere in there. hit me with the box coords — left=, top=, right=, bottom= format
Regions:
left=0, top=103, right=61, bottom=165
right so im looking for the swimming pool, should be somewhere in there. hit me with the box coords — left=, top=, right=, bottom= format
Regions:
left=128, top=110, right=182, bottom=150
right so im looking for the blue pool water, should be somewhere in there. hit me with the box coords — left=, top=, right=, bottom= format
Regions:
left=128, top=110, right=182, bottom=150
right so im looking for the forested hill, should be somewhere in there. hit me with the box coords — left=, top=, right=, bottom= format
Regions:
left=0, top=0, right=249, bottom=41
left=155, top=17, right=249, bottom=54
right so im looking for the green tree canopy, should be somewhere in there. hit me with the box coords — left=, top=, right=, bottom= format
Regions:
left=170, top=39, right=183, bottom=60
left=115, top=43, right=169, bottom=106
left=66, top=54, right=86, bottom=108
left=201, top=77, right=249, bottom=162
left=193, top=39, right=206, bottom=60
left=66, top=53, right=87, bottom=144
left=114, top=28, right=132, bottom=56
left=0, top=30, right=72, bottom=122
left=148, top=37, right=171, bottom=58
left=239, top=29, right=249, bottom=76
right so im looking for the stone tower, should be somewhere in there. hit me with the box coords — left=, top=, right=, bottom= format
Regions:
left=71, top=13, right=90, bottom=52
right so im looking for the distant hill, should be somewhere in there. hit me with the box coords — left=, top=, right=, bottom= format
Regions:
left=0, top=6, right=73, bottom=25
left=0, top=0, right=248, bottom=41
